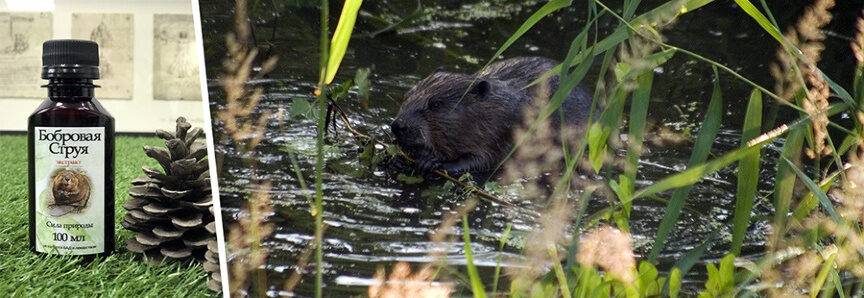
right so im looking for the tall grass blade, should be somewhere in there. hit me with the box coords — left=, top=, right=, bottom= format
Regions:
left=491, top=223, right=512, bottom=294
left=324, top=0, right=362, bottom=84
left=781, top=156, right=842, bottom=224
left=757, top=0, right=779, bottom=26
left=811, top=252, right=837, bottom=298
left=587, top=86, right=628, bottom=172
left=462, top=214, right=487, bottom=298
left=733, top=1, right=854, bottom=108
left=587, top=51, right=673, bottom=173
left=732, top=0, right=784, bottom=45
left=648, top=68, right=723, bottom=260
left=488, top=0, right=572, bottom=63
left=621, top=0, right=642, bottom=19
left=532, top=0, right=712, bottom=86
left=630, top=99, right=852, bottom=201
left=677, top=230, right=718, bottom=277
left=830, top=269, right=847, bottom=298
left=643, top=0, right=714, bottom=18
left=564, top=187, right=594, bottom=273
left=596, top=0, right=715, bottom=45
left=730, top=89, right=762, bottom=255
left=619, top=71, right=654, bottom=215
left=660, top=230, right=718, bottom=296
left=774, top=126, right=805, bottom=235
left=627, top=71, right=656, bottom=157
left=822, top=70, right=857, bottom=111
left=791, top=170, right=839, bottom=223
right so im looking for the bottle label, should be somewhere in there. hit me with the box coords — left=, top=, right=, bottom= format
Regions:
left=34, top=126, right=105, bottom=255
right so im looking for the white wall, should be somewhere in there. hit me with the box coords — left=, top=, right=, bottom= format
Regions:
left=0, top=0, right=205, bottom=133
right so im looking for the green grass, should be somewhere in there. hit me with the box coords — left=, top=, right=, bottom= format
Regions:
left=0, top=135, right=211, bottom=297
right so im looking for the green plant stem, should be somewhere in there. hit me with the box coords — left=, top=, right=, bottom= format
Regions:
left=462, top=214, right=487, bottom=298
left=314, top=0, right=330, bottom=297
left=548, top=246, right=571, bottom=298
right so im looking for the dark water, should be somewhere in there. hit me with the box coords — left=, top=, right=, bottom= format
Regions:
left=201, top=0, right=862, bottom=296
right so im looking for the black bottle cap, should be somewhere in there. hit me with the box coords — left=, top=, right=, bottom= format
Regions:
left=41, top=39, right=100, bottom=79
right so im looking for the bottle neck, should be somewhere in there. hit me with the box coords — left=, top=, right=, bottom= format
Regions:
left=46, top=78, right=96, bottom=101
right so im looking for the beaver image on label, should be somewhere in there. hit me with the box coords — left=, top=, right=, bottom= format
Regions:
left=48, top=169, right=92, bottom=216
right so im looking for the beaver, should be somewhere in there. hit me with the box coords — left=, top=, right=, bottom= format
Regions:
left=50, top=169, right=91, bottom=215
left=391, top=56, right=592, bottom=176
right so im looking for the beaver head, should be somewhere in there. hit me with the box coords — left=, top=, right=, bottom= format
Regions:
left=391, top=72, right=526, bottom=172
left=54, top=171, right=79, bottom=195
left=51, top=169, right=90, bottom=207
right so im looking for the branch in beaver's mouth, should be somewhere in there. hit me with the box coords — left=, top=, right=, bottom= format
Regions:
left=394, top=144, right=445, bottom=175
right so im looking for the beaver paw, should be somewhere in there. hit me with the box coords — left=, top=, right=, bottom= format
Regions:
left=417, top=156, right=442, bottom=175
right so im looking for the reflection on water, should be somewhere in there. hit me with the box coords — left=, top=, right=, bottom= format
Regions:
left=201, top=0, right=860, bottom=295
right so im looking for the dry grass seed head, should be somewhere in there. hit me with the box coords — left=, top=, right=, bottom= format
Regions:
left=770, top=0, right=834, bottom=157
left=853, top=13, right=864, bottom=137
left=770, top=0, right=835, bottom=98
left=831, top=147, right=864, bottom=219
left=616, top=36, right=660, bottom=91
left=228, top=183, right=275, bottom=296
left=502, top=81, right=563, bottom=201
left=576, top=225, right=636, bottom=283
left=853, top=13, right=864, bottom=64
left=506, top=200, right=574, bottom=285
left=369, top=262, right=452, bottom=298
left=770, top=147, right=864, bottom=295
left=761, top=251, right=821, bottom=298
left=819, top=148, right=864, bottom=278
left=429, top=199, right=478, bottom=260
left=796, top=0, right=835, bottom=61
left=803, top=67, right=831, bottom=158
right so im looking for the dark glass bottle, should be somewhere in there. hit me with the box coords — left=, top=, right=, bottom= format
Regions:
left=28, top=40, right=115, bottom=259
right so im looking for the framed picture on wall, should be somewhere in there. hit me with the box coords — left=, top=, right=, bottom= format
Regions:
left=72, top=13, right=134, bottom=100
left=0, top=12, right=51, bottom=98
left=153, top=14, right=201, bottom=101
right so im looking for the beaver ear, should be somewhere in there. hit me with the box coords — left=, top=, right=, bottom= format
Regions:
left=470, top=80, right=491, bottom=98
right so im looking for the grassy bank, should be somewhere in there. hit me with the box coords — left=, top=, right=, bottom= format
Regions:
left=0, top=135, right=210, bottom=297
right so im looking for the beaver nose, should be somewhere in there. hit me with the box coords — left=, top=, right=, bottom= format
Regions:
left=391, top=119, right=422, bottom=151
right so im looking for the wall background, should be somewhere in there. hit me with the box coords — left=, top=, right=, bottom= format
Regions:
left=0, top=0, right=204, bottom=133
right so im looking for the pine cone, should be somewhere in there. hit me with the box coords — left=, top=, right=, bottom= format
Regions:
left=122, top=117, right=214, bottom=262
left=205, top=220, right=223, bottom=292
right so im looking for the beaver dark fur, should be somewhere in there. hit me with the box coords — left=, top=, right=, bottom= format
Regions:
left=391, top=56, right=592, bottom=175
